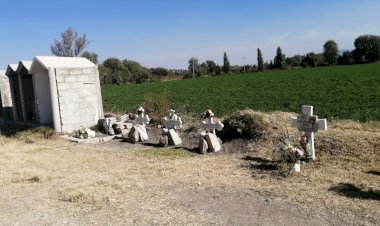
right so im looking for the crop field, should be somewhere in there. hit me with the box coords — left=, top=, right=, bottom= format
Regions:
left=102, top=63, right=380, bottom=122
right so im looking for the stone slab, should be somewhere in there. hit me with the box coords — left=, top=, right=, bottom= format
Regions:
left=167, top=129, right=182, bottom=145
left=127, top=126, right=139, bottom=143
left=205, top=133, right=221, bottom=152
left=137, top=126, right=148, bottom=141
left=198, top=137, right=208, bottom=154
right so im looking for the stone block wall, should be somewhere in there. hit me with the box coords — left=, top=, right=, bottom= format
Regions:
left=55, top=68, right=101, bottom=132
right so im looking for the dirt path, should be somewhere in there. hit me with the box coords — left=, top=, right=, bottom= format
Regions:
left=1, top=182, right=344, bottom=225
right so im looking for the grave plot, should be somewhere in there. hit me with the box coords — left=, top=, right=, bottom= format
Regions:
left=159, top=109, right=183, bottom=146
left=291, top=105, right=327, bottom=161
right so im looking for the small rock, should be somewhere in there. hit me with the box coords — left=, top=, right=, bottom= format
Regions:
left=159, top=135, right=169, bottom=147
left=199, top=138, right=208, bottom=154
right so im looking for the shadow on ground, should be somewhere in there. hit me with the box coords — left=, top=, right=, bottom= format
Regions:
left=329, top=183, right=380, bottom=201
left=367, top=170, right=380, bottom=176
left=241, top=155, right=278, bottom=171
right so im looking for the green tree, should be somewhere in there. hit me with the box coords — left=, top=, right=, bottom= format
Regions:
left=102, top=58, right=130, bottom=84
left=81, top=51, right=98, bottom=64
left=205, top=60, right=217, bottom=75
left=353, top=35, right=380, bottom=63
left=337, top=51, right=355, bottom=65
left=215, top=65, right=221, bottom=75
left=187, top=57, right=200, bottom=78
left=257, top=48, right=264, bottom=71
left=273, top=47, right=286, bottom=69
left=286, top=55, right=303, bottom=67
left=150, top=67, right=171, bottom=77
left=323, top=40, right=339, bottom=65
left=301, top=52, right=324, bottom=67
left=51, top=27, right=90, bottom=57
left=222, top=51, right=230, bottom=74
left=123, top=59, right=150, bottom=83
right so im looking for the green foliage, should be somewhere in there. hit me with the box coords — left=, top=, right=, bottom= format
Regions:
left=272, top=137, right=301, bottom=176
left=102, top=63, right=380, bottom=122
left=206, top=60, right=217, bottom=75
left=338, top=51, right=355, bottom=65
left=257, top=48, right=264, bottom=71
left=101, top=57, right=130, bottom=84
left=354, top=34, right=380, bottom=63
left=274, top=47, right=286, bottom=69
left=123, top=59, right=150, bottom=83
left=323, top=40, right=339, bottom=65
left=81, top=51, right=98, bottom=64
left=219, top=110, right=270, bottom=140
left=301, top=52, right=324, bottom=67
left=222, top=51, right=230, bottom=74
left=286, top=55, right=303, bottom=67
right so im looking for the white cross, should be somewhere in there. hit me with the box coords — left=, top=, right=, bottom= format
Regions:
left=135, top=114, right=150, bottom=126
left=163, top=117, right=182, bottom=130
left=291, top=105, right=327, bottom=161
left=202, top=117, right=224, bottom=134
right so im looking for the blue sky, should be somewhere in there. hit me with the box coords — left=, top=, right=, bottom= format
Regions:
left=0, top=0, right=379, bottom=69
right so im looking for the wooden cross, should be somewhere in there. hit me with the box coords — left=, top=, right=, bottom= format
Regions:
left=291, top=105, right=327, bottom=161
left=163, top=117, right=182, bottom=130
left=202, top=118, right=224, bottom=134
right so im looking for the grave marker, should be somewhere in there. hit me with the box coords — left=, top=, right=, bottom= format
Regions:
left=202, top=117, right=224, bottom=134
left=291, top=105, right=327, bottom=160
left=162, top=117, right=182, bottom=130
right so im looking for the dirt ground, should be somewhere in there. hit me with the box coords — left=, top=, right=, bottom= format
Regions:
left=0, top=112, right=379, bottom=225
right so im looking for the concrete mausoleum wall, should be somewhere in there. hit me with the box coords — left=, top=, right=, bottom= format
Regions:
left=2, top=56, right=104, bottom=133
left=56, top=67, right=101, bottom=132
left=32, top=62, right=53, bottom=125
left=0, top=70, right=14, bottom=122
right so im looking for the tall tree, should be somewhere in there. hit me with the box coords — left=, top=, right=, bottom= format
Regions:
left=353, top=35, right=380, bottom=63
left=51, top=27, right=90, bottom=57
left=257, top=48, right=264, bottom=71
left=222, top=51, right=230, bottom=74
left=81, top=51, right=98, bottom=64
left=205, top=60, right=217, bottom=75
left=323, top=40, right=339, bottom=65
left=188, top=57, right=199, bottom=78
left=273, top=47, right=286, bottom=69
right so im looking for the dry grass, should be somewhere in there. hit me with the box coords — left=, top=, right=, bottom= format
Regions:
left=0, top=113, right=379, bottom=225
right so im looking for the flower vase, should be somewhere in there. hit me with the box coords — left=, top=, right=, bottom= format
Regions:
left=293, top=161, right=301, bottom=172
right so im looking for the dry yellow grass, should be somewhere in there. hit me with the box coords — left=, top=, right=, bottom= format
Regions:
left=0, top=114, right=379, bottom=225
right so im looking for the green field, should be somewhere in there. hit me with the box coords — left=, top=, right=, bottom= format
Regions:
left=102, top=63, right=380, bottom=122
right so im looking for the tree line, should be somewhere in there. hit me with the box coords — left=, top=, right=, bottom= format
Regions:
left=186, top=34, right=380, bottom=76
left=51, top=28, right=380, bottom=83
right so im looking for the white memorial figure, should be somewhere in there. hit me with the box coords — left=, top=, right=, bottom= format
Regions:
left=160, top=109, right=183, bottom=146
left=127, top=106, right=150, bottom=143
left=199, top=109, right=224, bottom=153
left=291, top=105, right=327, bottom=161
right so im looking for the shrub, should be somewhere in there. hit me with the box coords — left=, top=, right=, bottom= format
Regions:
left=142, top=91, right=169, bottom=118
left=218, top=109, right=270, bottom=141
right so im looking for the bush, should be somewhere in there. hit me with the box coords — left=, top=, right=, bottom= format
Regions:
left=218, top=109, right=270, bottom=141
left=142, top=91, right=169, bottom=118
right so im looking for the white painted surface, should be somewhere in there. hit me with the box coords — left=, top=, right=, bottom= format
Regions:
left=32, top=63, right=53, bottom=125
left=291, top=105, right=328, bottom=161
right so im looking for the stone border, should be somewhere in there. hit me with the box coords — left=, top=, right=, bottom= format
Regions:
left=61, top=134, right=122, bottom=144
